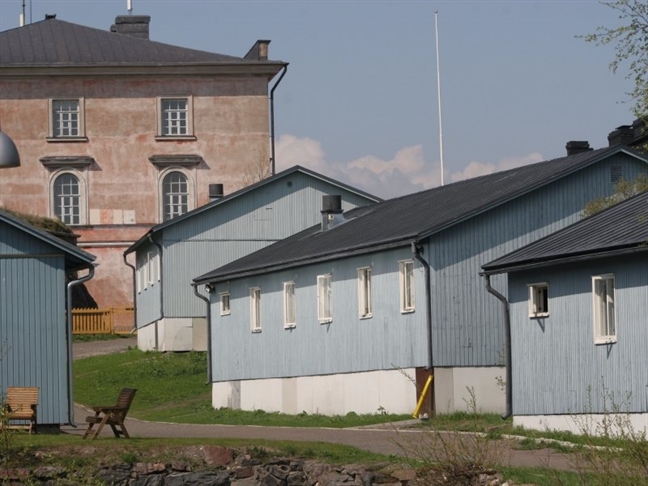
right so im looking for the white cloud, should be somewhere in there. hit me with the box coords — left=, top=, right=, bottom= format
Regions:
left=275, top=134, right=544, bottom=199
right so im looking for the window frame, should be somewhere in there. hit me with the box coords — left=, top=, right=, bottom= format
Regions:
left=357, top=267, right=373, bottom=319
left=159, top=168, right=195, bottom=222
left=592, top=274, right=617, bottom=344
left=48, top=98, right=86, bottom=141
left=399, top=260, right=415, bottom=313
left=220, top=292, right=231, bottom=316
left=283, top=281, right=296, bottom=329
left=527, top=282, right=549, bottom=318
left=317, top=274, right=332, bottom=323
left=250, top=287, right=261, bottom=332
left=50, top=170, right=87, bottom=225
left=156, top=96, right=194, bottom=139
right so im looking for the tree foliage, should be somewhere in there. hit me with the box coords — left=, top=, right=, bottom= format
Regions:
left=582, top=0, right=648, bottom=119
left=582, top=173, right=648, bottom=216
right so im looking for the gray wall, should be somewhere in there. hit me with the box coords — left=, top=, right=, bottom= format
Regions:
left=508, top=253, right=648, bottom=415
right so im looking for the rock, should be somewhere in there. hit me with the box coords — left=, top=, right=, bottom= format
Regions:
left=266, top=464, right=291, bottom=480
left=32, top=465, right=66, bottom=479
left=203, top=445, right=235, bottom=466
left=289, top=460, right=304, bottom=472
left=165, top=471, right=231, bottom=486
left=97, top=468, right=131, bottom=485
left=171, top=461, right=193, bottom=472
left=234, top=465, right=256, bottom=479
left=390, top=469, right=416, bottom=482
left=133, top=475, right=165, bottom=486
left=286, top=470, right=306, bottom=485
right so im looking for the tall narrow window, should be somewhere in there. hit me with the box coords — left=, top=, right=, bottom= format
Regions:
left=250, top=287, right=261, bottom=332
left=358, top=267, right=372, bottom=318
left=53, top=173, right=81, bottom=225
left=220, top=292, right=231, bottom=316
left=284, top=282, right=296, bottom=328
left=159, top=98, right=192, bottom=137
left=399, top=260, right=415, bottom=313
left=162, top=171, right=189, bottom=221
left=50, top=99, right=84, bottom=138
left=593, top=275, right=616, bottom=343
left=317, top=274, right=332, bottom=323
left=528, top=283, right=549, bottom=317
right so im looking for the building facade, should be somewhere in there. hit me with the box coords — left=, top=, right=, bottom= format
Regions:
left=0, top=15, right=286, bottom=307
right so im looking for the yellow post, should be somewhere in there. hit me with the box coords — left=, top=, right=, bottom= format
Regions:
left=412, top=375, right=433, bottom=419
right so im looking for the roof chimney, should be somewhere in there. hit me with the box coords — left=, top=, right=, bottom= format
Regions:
left=321, top=195, right=345, bottom=231
left=607, top=125, right=634, bottom=147
left=244, top=40, right=271, bottom=61
left=209, top=183, right=224, bottom=202
left=110, top=15, right=151, bottom=40
left=565, top=141, right=592, bottom=156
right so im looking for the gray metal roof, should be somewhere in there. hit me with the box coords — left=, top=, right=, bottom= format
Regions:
left=194, top=146, right=647, bottom=284
left=124, top=165, right=382, bottom=255
left=0, top=17, right=281, bottom=68
left=482, top=190, right=648, bottom=274
left=0, top=210, right=95, bottom=270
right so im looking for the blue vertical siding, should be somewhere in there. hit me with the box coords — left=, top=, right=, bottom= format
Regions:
left=508, top=254, right=648, bottom=415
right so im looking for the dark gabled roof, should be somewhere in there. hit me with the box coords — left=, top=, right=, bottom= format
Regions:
left=482, top=190, right=648, bottom=275
left=0, top=210, right=95, bottom=271
left=194, top=146, right=648, bottom=284
left=0, top=18, right=283, bottom=69
left=124, top=165, right=382, bottom=255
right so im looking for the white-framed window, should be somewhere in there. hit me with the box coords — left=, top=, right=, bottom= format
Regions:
left=220, top=292, right=231, bottom=316
left=48, top=98, right=85, bottom=139
left=146, top=250, right=159, bottom=286
left=593, top=275, right=616, bottom=344
left=528, top=283, right=549, bottom=318
left=284, top=282, right=296, bottom=328
left=157, top=97, right=193, bottom=138
left=250, top=287, right=261, bottom=332
left=51, top=170, right=86, bottom=225
left=399, top=260, right=415, bottom=313
left=159, top=169, right=195, bottom=222
left=358, top=267, right=372, bottom=319
left=317, top=274, right=332, bottom=323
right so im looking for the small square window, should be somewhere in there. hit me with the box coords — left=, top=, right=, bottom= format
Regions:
left=593, top=275, right=616, bottom=344
left=317, top=274, right=332, bottom=323
left=48, top=98, right=85, bottom=140
left=358, top=267, right=372, bottom=319
left=284, top=282, right=296, bottom=328
left=610, top=166, right=623, bottom=184
left=220, top=292, right=231, bottom=316
left=528, top=283, right=549, bottom=318
left=157, top=97, right=193, bottom=138
left=399, top=260, right=415, bottom=313
left=250, top=287, right=261, bottom=332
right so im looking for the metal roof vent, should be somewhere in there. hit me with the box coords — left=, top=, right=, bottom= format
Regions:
left=321, top=195, right=345, bottom=231
left=209, top=184, right=224, bottom=201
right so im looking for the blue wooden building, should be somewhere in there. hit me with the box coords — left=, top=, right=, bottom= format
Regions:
left=124, top=166, right=380, bottom=352
left=194, top=145, right=648, bottom=416
left=0, top=211, right=95, bottom=427
left=482, top=190, right=648, bottom=433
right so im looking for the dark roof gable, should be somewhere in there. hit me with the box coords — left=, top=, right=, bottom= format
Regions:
left=194, top=146, right=648, bottom=284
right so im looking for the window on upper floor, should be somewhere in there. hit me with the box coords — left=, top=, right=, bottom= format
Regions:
left=250, top=287, right=261, bottom=332
left=317, top=274, right=332, bottom=323
left=358, top=267, right=372, bottom=319
left=51, top=171, right=86, bottom=225
left=593, top=275, right=616, bottom=344
left=157, top=97, right=193, bottom=138
left=220, top=292, right=231, bottom=316
left=528, top=283, right=549, bottom=318
left=160, top=170, right=193, bottom=222
left=48, top=99, right=85, bottom=140
left=399, top=260, right=415, bottom=313
left=284, top=282, right=296, bottom=328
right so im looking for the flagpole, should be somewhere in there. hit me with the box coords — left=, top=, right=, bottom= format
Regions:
left=435, top=10, right=445, bottom=186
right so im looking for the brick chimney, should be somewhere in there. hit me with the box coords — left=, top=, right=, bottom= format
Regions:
left=565, top=141, right=592, bottom=156
left=244, top=40, right=271, bottom=61
left=111, top=15, right=151, bottom=40
left=608, top=125, right=635, bottom=147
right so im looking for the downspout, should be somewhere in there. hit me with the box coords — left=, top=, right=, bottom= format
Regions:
left=192, top=283, right=212, bottom=384
left=412, top=242, right=433, bottom=369
left=269, top=64, right=288, bottom=175
left=123, top=252, right=138, bottom=333
left=66, top=264, right=95, bottom=427
left=148, top=234, right=164, bottom=350
left=483, top=274, right=512, bottom=419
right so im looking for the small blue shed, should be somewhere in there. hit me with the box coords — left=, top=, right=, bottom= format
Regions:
left=1, top=210, right=95, bottom=427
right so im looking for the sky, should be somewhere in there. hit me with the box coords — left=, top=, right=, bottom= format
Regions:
left=0, top=0, right=636, bottom=199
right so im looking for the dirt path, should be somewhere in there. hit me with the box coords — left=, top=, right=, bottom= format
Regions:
left=68, top=338, right=577, bottom=472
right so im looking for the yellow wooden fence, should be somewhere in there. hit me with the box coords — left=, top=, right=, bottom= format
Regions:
left=72, top=307, right=135, bottom=335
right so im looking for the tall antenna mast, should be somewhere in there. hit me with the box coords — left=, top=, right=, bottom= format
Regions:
left=127, top=0, right=133, bottom=14
left=20, top=0, right=26, bottom=26
left=434, top=10, right=445, bottom=186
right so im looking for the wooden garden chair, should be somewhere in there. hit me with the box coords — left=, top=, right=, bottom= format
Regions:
left=82, top=388, right=137, bottom=440
left=2, top=387, right=39, bottom=434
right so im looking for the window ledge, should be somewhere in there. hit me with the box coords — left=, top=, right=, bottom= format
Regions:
left=251, top=329, right=262, bottom=334
left=46, top=137, right=88, bottom=143
left=529, top=313, right=549, bottom=319
left=40, top=156, right=95, bottom=169
left=284, top=324, right=296, bottom=330
left=595, top=337, right=617, bottom=345
left=401, top=309, right=415, bottom=314
left=155, top=135, right=197, bottom=142
left=149, top=154, right=204, bottom=168
left=359, top=314, right=373, bottom=320
left=319, top=319, right=332, bottom=324
left=220, top=312, right=231, bottom=317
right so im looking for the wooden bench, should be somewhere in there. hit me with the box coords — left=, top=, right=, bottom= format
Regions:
left=2, top=387, right=39, bottom=434
left=82, top=388, right=137, bottom=440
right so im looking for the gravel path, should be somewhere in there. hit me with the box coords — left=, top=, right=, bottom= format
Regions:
left=66, top=337, right=577, bottom=472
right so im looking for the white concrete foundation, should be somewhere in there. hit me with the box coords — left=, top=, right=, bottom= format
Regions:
left=514, top=413, right=648, bottom=437
left=212, top=368, right=418, bottom=415
left=434, top=366, right=506, bottom=414
left=137, top=318, right=207, bottom=351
